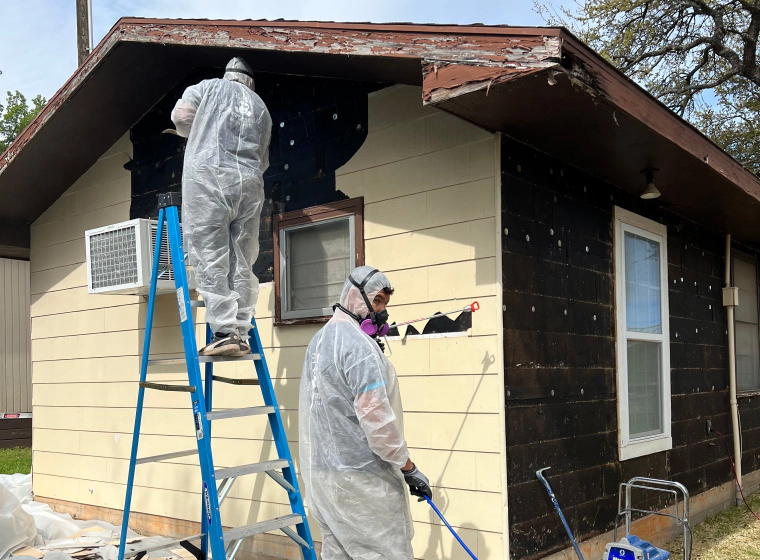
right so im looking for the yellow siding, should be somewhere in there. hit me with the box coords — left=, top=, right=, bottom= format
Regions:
left=31, top=87, right=505, bottom=559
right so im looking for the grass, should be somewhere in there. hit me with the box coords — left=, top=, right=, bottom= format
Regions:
left=0, top=446, right=32, bottom=475
left=664, top=491, right=760, bottom=560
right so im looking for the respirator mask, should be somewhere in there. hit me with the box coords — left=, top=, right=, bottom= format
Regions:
left=333, top=268, right=390, bottom=337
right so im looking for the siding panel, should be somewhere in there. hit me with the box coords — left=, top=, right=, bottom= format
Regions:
left=0, top=258, right=31, bottom=413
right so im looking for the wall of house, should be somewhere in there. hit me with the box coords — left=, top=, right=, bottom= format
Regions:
left=30, top=86, right=506, bottom=560
left=0, top=257, right=31, bottom=415
left=500, top=134, right=759, bottom=559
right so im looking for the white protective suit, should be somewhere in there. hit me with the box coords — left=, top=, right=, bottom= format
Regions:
left=171, top=57, right=272, bottom=339
left=299, top=266, right=414, bottom=560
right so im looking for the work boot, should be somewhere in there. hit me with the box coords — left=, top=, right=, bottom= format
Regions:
left=199, top=332, right=247, bottom=357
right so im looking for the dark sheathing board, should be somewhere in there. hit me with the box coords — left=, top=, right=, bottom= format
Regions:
left=128, top=68, right=383, bottom=282
left=501, top=135, right=760, bottom=559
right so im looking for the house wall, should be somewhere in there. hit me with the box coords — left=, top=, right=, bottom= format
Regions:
left=30, top=86, right=507, bottom=560
left=501, top=135, right=760, bottom=559
left=0, top=257, right=31, bottom=415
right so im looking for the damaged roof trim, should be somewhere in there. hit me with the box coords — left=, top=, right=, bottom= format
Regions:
left=557, top=32, right=760, bottom=201
left=0, top=19, right=564, bottom=175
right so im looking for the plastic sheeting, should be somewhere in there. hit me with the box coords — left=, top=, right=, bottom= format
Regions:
left=0, top=474, right=180, bottom=560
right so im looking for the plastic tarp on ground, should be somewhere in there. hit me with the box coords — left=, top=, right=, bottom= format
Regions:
left=0, top=474, right=186, bottom=560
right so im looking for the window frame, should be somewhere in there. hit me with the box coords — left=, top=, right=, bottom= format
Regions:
left=731, top=250, right=760, bottom=396
left=613, top=206, right=672, bottom=461
left=273, top=197, right=364, bottom=326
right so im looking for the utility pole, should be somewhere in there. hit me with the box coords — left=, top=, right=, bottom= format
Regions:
left=76, top=0, right=93, bottom=66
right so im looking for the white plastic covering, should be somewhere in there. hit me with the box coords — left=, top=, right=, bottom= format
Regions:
left=0, top=474, right=179, bottom=560
left=0, top=476, right=37, bottom=558
left=299, top=266, right=415, bottom=559
left=171, top=57, right=272, bottom=340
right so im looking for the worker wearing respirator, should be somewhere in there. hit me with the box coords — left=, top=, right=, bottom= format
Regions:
left=299, top=266, right=432, bottom=560
left=170, top=57, right=272, bottom=357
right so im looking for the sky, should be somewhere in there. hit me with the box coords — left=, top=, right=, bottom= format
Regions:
left=0, top=0, right=566, bottom=104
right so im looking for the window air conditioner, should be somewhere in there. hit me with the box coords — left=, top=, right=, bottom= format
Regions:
left=85, top=218, right=195, bottom=295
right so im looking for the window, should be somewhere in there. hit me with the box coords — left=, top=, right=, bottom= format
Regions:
left=614, top=207, right=672, bottom=460
left=273, top=198, right=364, bottom=324
left=733, top=254, right=760, bottom=393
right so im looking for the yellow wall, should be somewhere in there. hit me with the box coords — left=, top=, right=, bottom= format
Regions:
left=31, top=86, right=505, bottom=559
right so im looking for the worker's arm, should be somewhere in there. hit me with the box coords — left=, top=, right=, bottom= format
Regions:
left=171, top=82, right=206, bottom=138
left=349, top=355, right=411, bottom=468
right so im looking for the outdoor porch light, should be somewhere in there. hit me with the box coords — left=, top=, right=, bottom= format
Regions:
left=640, top=168, right=661, bottom=199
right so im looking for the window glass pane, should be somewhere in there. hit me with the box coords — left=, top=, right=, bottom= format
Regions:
left=735, top=258, right=758, bottom=324
left=627, top=340, right=663, bottom=438
left=737, top=322, right=760, bottom=392
left=624, top=232, right=662, bottom=334
left=286, top=218, right=351, bottom=312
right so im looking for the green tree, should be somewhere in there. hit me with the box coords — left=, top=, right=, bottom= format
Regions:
left=0, top=91, right=46, bottom=154
left=537, top=0, right=760, bottom=175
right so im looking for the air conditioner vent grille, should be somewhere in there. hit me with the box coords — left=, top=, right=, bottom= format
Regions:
left=88, top=225, right=139, bottom=289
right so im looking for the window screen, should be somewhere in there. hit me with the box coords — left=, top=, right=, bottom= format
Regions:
left=624, top=231, right=665, bottom=438
left=283, top=217, right=353, bottom=317
left=734, top=257, right=760, bottom=392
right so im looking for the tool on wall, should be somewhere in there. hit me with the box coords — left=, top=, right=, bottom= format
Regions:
left=117, top=192, right=316, bottom=560
left=389, top=301, right=480, bottom=330
left=536, top=467, right=585, bottom=560
left=422, top=495, right=479, bottom=560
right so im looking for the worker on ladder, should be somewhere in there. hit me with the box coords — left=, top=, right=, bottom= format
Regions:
left=171, top=57, right=271, bottom=357
left=299, top=266, right=433, bottom=560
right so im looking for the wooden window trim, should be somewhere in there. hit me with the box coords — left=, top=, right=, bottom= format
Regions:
left=731, top=250, right=760, bottom=397
left=273, top=197, right=364, bottom=326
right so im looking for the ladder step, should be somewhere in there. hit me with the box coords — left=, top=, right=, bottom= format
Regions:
left=215, top=459, right=289, bottom=479
left=206, top=406, right=274, bottom=421
left=136, top=449, right=197, bottom=465
left=147, top=354, right=261, bottom=366
left=139, top=381, right=195, bottom=393
left=189, top=300, right=205, bottom=307
left=123, top=534, right=203, bottom=558
left=212, top=374, right=259, bottom=386
left=223, top=514, right=303, bottom=543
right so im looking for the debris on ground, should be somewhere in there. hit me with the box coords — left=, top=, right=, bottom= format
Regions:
left=0, top=474, right=185, bottom=560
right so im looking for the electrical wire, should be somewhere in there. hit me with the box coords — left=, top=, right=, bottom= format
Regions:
left=714, top=428, right=760, bottom=523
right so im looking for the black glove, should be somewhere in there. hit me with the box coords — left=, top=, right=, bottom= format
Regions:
left=402, top=464, right=432, bottom=501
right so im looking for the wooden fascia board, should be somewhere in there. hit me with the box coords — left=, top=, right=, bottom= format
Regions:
left=559, top=31, right=760, bottom=204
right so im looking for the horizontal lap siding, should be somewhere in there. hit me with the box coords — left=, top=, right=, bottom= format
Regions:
left=336, top=85, right=503, bottom=559
left=31, top=89, right=504, bottom=558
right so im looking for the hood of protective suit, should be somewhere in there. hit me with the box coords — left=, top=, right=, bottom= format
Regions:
left=224, top=57, right=255, bottom=90
left=338, top=266, right=392, bottom=320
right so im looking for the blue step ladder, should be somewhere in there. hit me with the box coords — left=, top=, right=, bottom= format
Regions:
left=118, top=192, right=316, bottom=560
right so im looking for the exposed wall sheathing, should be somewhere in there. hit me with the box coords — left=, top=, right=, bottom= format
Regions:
left=30, top=86, right=505, bottom=560
left=501, top=135, right=760, bottom=559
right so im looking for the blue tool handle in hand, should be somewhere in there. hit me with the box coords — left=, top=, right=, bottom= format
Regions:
left=423, top=495, right=478, bottom=560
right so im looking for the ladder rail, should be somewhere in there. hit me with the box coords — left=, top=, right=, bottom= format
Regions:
left=117, top=208, right=167, bottom=560
left=250, top=322, right=316, bottom=555
left=165, top=205, right=227, bottom=560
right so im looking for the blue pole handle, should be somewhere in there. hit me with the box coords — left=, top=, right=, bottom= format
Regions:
left=423, top=495, right=478, bottom=560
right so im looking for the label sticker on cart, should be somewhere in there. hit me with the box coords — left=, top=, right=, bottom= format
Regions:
left=192, top=401, right=204, bottom=441
left=176, top=287, right=187, bottom=322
